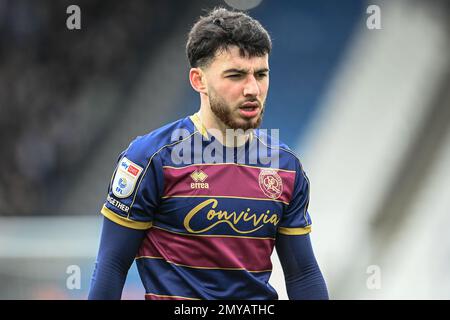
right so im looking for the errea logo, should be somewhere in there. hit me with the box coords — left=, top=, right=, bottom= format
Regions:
left=190, top=169, right=209, bottom=189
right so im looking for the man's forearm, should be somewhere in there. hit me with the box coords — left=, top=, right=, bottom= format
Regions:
left=88, top=217, right=146, bottom=300
left=284, top=259, right=329, bottom=300
left=276, top=233, right=329, bottom=300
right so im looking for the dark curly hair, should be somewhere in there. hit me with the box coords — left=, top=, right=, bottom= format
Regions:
left=186, top=7, right=272, bottom=68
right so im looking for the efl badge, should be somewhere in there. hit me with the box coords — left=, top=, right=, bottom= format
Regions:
left=112, top=157, right=143, bottom=198
left=258, top=169, right=283, bottom=200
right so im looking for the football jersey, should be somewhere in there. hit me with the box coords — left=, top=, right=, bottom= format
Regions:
left=101, top=113, right=312, bottom=300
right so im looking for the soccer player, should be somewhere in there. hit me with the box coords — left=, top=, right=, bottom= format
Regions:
left=88, top=8, right=328, bottom=300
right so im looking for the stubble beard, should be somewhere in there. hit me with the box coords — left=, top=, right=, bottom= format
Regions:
left=208, top=89, right=264, bottom=131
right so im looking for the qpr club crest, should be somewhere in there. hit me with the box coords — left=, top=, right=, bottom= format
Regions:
left=258, top=169, right=283, bottom=200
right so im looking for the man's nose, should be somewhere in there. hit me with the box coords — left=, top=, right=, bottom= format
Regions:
left=243, top=75, right=260, bottom=97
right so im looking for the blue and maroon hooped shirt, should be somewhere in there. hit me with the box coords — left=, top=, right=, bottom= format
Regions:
left=101, top=113, right=312, bottom=300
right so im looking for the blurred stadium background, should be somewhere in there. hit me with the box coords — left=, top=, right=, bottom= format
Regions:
left=0, top=0, right=449, bottom=299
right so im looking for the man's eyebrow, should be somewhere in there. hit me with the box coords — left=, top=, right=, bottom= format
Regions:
left=222, top=68, right=270, bottom=74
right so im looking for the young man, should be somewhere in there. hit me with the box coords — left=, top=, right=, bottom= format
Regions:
left=89, top=8, right=328, bottom=300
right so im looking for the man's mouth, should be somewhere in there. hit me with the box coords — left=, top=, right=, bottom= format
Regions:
left=239, top=101, right=260, bottom=118
left=241, top=101, right=259, bottom=108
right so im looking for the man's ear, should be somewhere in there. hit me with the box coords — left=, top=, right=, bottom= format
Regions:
left=189, top=67, right=208, bottom=94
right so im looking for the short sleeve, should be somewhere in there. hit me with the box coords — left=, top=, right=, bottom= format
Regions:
left=278, top=160, right=312, bottom=235
left=101, top=138, right=163, bottom=230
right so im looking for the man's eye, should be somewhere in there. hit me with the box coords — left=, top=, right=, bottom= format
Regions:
left=227, top=74, right=241, bottom=78
left=257, top=73, right=267, bottom=78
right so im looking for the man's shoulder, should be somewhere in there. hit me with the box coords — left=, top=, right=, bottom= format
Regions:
left=121, top=116, right=194, bottom=165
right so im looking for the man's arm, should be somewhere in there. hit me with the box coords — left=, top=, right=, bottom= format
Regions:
left=275, top=233, right=329, bottom=300
left=88, top=217, right=147, bottom=300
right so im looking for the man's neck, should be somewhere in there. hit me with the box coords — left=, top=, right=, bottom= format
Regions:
left=196, top=108, right=251, bottom=148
